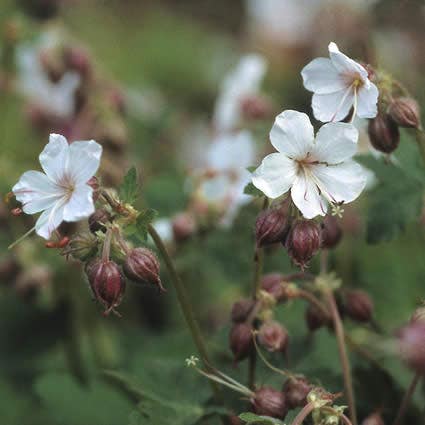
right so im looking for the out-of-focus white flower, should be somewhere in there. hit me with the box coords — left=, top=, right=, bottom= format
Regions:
left=196, top=130, right=256, bottom=226
left=12, top=134, right=102, bottom=239
left=16, top=43, right=80, bottom=118
left=245, top=0, right=320, bottom=46
left=301, top=42, right=378, bottom=122
left=213, top=54, right=267, bottom=132
left=151, top=218, right=173, bottom=244
left=252, top=110, right=366, bottom=219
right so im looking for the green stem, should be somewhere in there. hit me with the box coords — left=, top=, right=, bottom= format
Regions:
left=147, top=224, right=222, bottom=401
left=392, top=372, right=421, bottom=425
left=325, top=290, right=357, bottom=425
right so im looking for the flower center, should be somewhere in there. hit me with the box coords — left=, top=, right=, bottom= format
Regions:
left=57, top=173, right=76, bottom=200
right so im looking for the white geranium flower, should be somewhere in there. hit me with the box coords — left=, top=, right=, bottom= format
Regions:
left=12, top=134, right=102, bottom=239
left=301, top=42, right=378, bottom=122
left=252, top=110, right=366, bottom=219
left=16, top=44, right=80, bottom=118
left=197, top=130, right=256, bottom=226
left=213, top=54, right=267, bottom=132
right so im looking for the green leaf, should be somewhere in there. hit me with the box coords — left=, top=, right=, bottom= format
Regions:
left=34, top=372, right=134, bottom=425
left=244, top=182, right=264, bottom=197
left=358, top=143, right=424, bottom=244
left=135, top=208, right=158, bottom=241
left=239, top=412, right=286, bottom=425
left=119, top=167, right=139, bottom=204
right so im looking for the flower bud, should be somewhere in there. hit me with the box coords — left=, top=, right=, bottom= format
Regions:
left=231, top=298, right=256, bottom=323
left=397, top=321, right=425, bottom=374
left=283, top=377, right=312, bottom=409
left=241, top=95, right=273, bottom=121
left=251, top=387, right=288, bottom=419
left=172, top=212, right=196, bottom=242
left=344, top=290, right=374, bottom=323
left=88, top=209, right=111, bottom=233
left=67, top=232, right=99, bottom=261
left=261, top=273, right=288, bottom=303
left=255, top=203, right=289, bottom=247
left=85, top=258, right=126, bottom=315
left=123, top=248, right=164, bottom=291
left=258, top=321, right=289, bottom=353
left=305, top=303, right=328, bottom=332
left=388, top=97, right=421, bottom=129
left=361, top=412, right=385, bottom=425
left=368, top=114, right=400, bottom=154
left=229, top=323, right=254, bottom=362
left=87, top=176, right=100, bottom=202
left=285, top=220, right=321, bottom=269
left=321, top=215, right=342, bottom=249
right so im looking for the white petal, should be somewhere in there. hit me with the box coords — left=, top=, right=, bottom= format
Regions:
left=35, top=199, right=66, bottom=239
left=301, top=57, right=347, bottom=94
left=252, top=153, right=297, bottom=199
left=39, top=134, right=70, bottom=183
left=311, top=161, right=367, bottom=204
left=67, top=140, right=102, bottom=184
left=207, top=131, right=255, bottom=171
left=356, top=82, right=379, bottom=119
left=270, top=110, right=314, bottom=159
left=312, top=89, right=354, bottom=122
left=63, top=184, right=95, bottom=221
left=328, top=42, right=368, bottom=79
left=291, top=171, right=327, bottom=219
left=12, top=170, right=62, bottom=214
left=311, top=122, right=359, bottom=164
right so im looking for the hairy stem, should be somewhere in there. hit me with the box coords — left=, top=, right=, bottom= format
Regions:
left=147, top=224, right=222, bottom=402
left=392, top=372, right=421, bottom=425
left=291, top=402, right=315, bottom=425
left=326, top=290, right=357, bottom=425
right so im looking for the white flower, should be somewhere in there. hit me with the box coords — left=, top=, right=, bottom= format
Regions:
left=12, top=134, right=102, bottom=239
left=213, top=54, right=267, bottom=132
left=196, top=130, right=256, bottom=226
left=301, top=42, right=378, bottom=122
left=16, top=43, right=80, bottom=118
left=252, top=110, right=366, bottom=219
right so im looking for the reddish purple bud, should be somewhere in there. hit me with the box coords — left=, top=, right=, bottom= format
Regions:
left=87, top=176, right=100, bottom=202
left=251, top=387, right=288, bottom=419
left=231, top=298, right=256, bottom=323
left=368, top=114, right=400, bottom=154
left=305, top=303, right=328, bottom=332
left=388, top=97, right=421, bottom=129
left=321, top=215, right=342, bottom=249
left=85, top=259, right=126, bottom=315
left=261, top=273, right=288, bottom=303
left=344, top=290, right=374, bottom=323
left=172, top=212, right=196, bottom=242
left=241, top=95, right=273, bottom=121
left=397, top=321, right=425, bottom=374
left=229, top=323, right=254, bottom=362
left=88, top=209, right=111, bottom=233
left=255, top=203, right=289, bottom=247
left=283, top=377, right=312, bottom=409
left=361, top=412, right=385, bottom=425
left=285, top=220, right=321, bottom=269
left=258, top=321, right=289, bottom=353
left=123, top=248, right=164, bottom=291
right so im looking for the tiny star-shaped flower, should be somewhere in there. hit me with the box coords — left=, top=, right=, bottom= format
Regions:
left=185, top=355, right=199, bottom=367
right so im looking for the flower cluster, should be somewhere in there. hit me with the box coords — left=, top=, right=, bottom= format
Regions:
left=10, top=134, right=163, bottom=315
